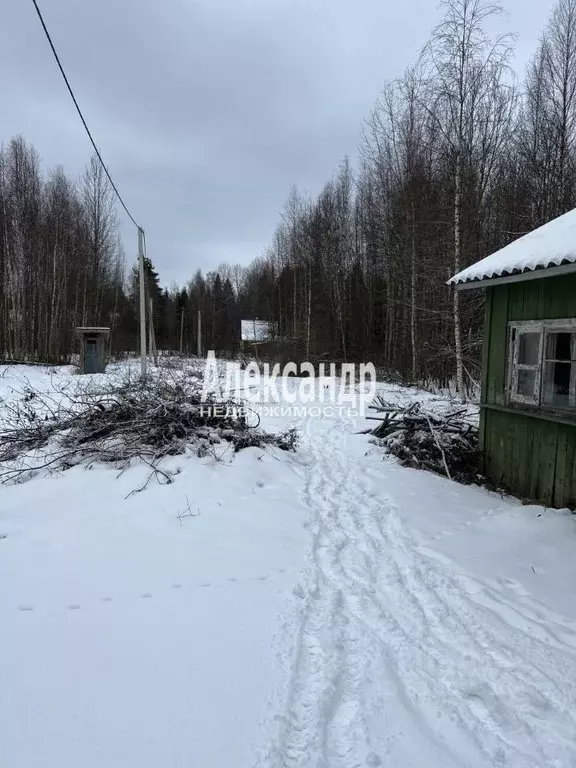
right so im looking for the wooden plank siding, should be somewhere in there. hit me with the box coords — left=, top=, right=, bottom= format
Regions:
left=482, top=274, right=576, bottom=507
left=486, top=285, right=510, bottom=406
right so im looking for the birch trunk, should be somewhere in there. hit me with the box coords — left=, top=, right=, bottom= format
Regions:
left=410, top=201, right=417, bottom=382
left=293, top=269, right=297, bottom=338
left=453, top=156, right=466, bottom=403
left=306, top=262, right=312, bottom=360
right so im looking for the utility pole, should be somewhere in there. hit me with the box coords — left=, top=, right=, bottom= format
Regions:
left=138, top=227, right=147, bottom=376
left=149, top=296, right=158, bottom=366
left=197, top=309, right=202, bottom=357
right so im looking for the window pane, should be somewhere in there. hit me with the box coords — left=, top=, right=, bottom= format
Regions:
left=543, top=361, right=572, bottom=408
left=547, top=332, right=573, bottom=361
left=518, top=333, right=540, bottom=365
left=517, top=369, right=536, bottom=397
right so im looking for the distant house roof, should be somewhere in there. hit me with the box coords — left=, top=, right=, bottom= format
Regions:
left=75, top=327, right=110, bottom=336
left=241, top=319, right=275, bottom=342
left=450, top=208, right=576, bottom=287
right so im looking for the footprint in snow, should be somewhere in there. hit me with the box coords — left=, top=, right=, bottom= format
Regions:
left=68, top=604, right=82, bottom=610
left=18, top=604, right=34, bottom=612
left=172, top=583, right=182, bottom=589
left=102, top=596, right=114, bottom=603
left=200, top=582, right=212, bottom=588
left=499, top=577, right=529, bottom=597
left=140, top=592, right=152, bottom=599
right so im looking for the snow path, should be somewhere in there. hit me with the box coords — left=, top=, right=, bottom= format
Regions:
left=259, top=414, right=576, bottom=768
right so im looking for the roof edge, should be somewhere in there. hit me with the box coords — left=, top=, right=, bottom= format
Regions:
left=453, top=262, right=576, bottom=291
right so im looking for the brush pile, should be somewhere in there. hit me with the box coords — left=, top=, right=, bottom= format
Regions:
left=369, top=394, right=481, bottom=484
left=0, top=370, right=298, bottom=485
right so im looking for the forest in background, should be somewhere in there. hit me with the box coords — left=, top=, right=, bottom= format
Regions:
left=2, top=0, right=576, bottom=394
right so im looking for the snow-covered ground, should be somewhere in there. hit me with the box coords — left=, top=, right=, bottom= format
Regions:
left=1, top=363, right=576, bottom=768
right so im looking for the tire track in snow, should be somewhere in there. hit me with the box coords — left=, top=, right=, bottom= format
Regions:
left=258, top=414, right=576, bottom=768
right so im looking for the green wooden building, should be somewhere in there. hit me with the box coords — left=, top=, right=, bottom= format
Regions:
left=451, top=210, right=576, bottom=508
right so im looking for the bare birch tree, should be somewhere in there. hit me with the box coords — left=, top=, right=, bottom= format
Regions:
left=423, top=0, right=514, bottom=401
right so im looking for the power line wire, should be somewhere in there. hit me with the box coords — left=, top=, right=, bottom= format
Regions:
left=30, top=0, right=141, bottom=231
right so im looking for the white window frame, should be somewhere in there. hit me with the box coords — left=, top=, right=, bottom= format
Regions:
left=507, top=319, right=576, bottom=411
left=509, top=324, right=542, bottom=405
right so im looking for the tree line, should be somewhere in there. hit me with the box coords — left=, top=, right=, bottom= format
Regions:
left=2, top=0, right=576, bottom=396
left=0, top=136, right=241, bottom=362
left=239, top=0, right=576, bottom=393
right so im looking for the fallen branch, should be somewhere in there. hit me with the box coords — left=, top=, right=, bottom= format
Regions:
left=370, top=398, right=481, bottom=484
left=0, top=369, right=299, bottom=487
left=424, top=413, right=452, bottom=481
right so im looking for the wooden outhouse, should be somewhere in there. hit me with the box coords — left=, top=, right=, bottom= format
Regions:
left=76, top=327, right=110, bottom=374
left=451, top=209, right=576, bottom=508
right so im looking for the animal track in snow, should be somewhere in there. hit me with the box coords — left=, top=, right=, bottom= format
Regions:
left=10, top=567, right=292, bottom=613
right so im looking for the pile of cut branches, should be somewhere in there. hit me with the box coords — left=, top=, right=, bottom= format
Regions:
left=0, top=371, right=298, bottom=486
left=369, top=395, right=482, bottom=484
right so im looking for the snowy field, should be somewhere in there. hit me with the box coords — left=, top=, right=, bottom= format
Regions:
left=1, top=362, right=576, bottom=768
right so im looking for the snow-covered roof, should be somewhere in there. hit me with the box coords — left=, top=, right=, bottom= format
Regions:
left=450, top=208, right=576, bottom=286
left=75, top=326, right=110, bottom=336
left=241, top=319, right=275, bottom=342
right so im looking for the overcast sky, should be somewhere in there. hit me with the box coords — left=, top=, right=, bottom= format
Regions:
left=1, top=0, right=558, bottom=285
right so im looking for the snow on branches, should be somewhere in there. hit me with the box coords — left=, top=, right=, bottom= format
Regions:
left=0, top=369, right=298, bottom=489
left=369, top=395, right=482, bottom=485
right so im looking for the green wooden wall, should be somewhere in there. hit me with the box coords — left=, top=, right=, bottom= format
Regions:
left=481, top=274, right=576, bottom=507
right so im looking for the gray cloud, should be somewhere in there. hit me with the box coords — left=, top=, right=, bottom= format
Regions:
left=1, top=0, right=556, bottom=283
